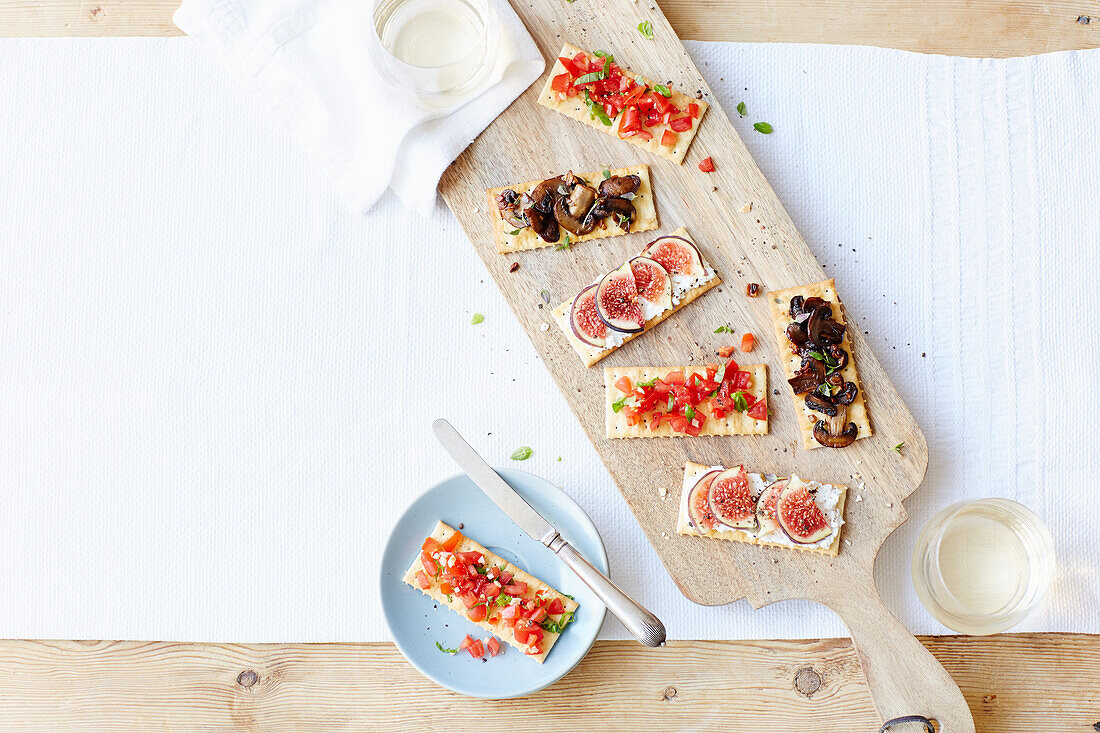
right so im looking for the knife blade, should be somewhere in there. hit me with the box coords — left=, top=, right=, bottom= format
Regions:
left=432, top=418, right=666, bottom=647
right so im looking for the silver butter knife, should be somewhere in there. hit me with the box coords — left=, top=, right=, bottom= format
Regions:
left=433, top=418, right=666, bottom=647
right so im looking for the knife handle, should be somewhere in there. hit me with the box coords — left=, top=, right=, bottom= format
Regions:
left=553, top=540, right=666, bottom=647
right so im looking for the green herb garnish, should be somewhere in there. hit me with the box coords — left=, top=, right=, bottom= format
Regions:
left=541, top=610, right=575, bottom=633
left=583, top=91, right=612, bottom=126
left=592, top=50, right=614, bottom=64
left=714, top=325, right=734, bottom=334
left=637, top=20, right=654, bottom=39
left=732, top=392, right=749, bottom=412
left=602, top=166, right=611, bottom=180
left=556, top=233, right=573, bottom=250
left=807, top=350, right=825, bottom=362
left=894, top=442, right=905, bottom=453
left=504, top=228, right=521, bottom=236
left=436, top=642, right=458, bottom=654
left=636, top=377, right=658, bottom=387
left=611, top=396, right=628, bottom=413
left=471, top=313, right=484, bottom=324
left=495, top=593, right=513, bottom=607
left=653, top=84, right=671, bottom=97
left=736, top=101, right=746, bottom=117
left=753, top=122, right=774, bottom=134
left=574, top=70, right=608, bottom=85
left=684, top=405, right=696, bottom=421
left=510, top=446, right=533, bottom=461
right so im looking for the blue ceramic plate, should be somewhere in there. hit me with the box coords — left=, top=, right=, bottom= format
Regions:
left=380, top=468, right=608, bottom=699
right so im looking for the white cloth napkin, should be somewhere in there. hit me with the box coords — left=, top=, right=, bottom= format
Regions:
left=173, top=0, right=544, bottom=217
left=0, top=37, right=1096, bottom=642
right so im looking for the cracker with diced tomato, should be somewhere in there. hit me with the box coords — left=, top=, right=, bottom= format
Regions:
left=537, top=43, right=708, bottom=165
left=604, top=364, right=768, bottom=439
left=486, top=164, right=657, bottom=255
left=402, top=521, right=578, bottom=664
left=766, top=279, right=872, bottom=450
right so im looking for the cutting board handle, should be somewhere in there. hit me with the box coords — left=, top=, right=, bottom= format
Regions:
left=824, top=583, right=975, bottom=732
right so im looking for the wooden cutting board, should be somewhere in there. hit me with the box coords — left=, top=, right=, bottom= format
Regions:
left=439, top=1, right=973, bottom=729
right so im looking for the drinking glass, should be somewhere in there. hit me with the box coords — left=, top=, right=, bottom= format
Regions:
left=370, top=0, right=499, bottom=109
left=912, top=498, right=1055, bottom=635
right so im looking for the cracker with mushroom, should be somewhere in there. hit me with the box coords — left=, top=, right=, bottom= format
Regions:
left=767, top=279, right=872, bottom=449
left=486, top=164, right=657, bottom=254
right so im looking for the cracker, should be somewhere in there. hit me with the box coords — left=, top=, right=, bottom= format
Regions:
left=675, top=462, right=846, bottom=557
left=402, top=521, right=579, bottom=663
left=537, top=43, right=709, bottom=165
left=486, top=164, right=658, bottom=254
left=552, top=228, right=720, bottom=367
left=766, top=279, right=873, bottom=450
left=604, top=365, right=768, bottom=438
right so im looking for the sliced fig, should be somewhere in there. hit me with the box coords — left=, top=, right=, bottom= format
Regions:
left=642, top=235, right=704, bottom=276
left=756, top=479, right=787, bottom=536
left=569, top=284, right=609, bottom=348
left=629, top=256, right=673, bottom=313
left=595, top=262, right=645, bottom=333
left=776, top=479, right=833, bottom=544
left=687, top=470, right=721, bottom=533
left=707, top=466, right=757, bottom=530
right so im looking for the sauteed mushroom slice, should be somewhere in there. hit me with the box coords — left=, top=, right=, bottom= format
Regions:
left=495, top=189, right=531, bottom=230
left=554, top=179, right=599, bottom=236
left=598, top=174, right=641, bottom=198
left=813, top=419, right=858, bottom=448
left=527, top=208, right=559, bottom=243
left=804, top=392, right=838, bottom=416
left=530, top=176, right=565, bottom=212
left=833, top=381, right=858, bottom=405
left=807, top=306, right=846, bottom=345
left=788, top=358, right=826, bottom=395
left=591, top=196, right=636, bottom=231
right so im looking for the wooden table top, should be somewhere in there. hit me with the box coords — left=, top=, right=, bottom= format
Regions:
left=0, top=2, right=1096, bottom=731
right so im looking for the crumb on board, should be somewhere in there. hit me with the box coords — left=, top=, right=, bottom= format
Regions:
left=658, top=486, right=668, bottom=499
left=740, top=202, right=752, bottom=212
left=540, top=323, right=550, bottom=331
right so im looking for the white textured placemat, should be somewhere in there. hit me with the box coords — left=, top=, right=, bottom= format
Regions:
left=0, top=38, right=1095, bottom=642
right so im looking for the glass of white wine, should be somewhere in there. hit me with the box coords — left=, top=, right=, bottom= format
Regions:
left=912, top=498, right=1055, bottom=635
left=370, top=0, right=500, bottom=109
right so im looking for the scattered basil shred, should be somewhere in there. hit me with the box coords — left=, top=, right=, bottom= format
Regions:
left=637, top=20, right=654, bottom=39
left=583, top=91, right=612, bottom=126
left=654, top=84, right=671, bottom=97
left=894, top=442, right=905, bottom=453
left=714, top=325, right=734, bottom=334
left=510, top=446, right=533, bottom=461
left=471, top=313, right=484, bottom=324
left=505, top=228, right=521, bottom=236
left=436, top=642, right=458, bottom=654
left=602, top=167, right=611, bottom=180
left=753, top=122, right=774, bottom=134
left=574, top=70, right=607, bottom=85
left=736, top=101, right=746, bottom=117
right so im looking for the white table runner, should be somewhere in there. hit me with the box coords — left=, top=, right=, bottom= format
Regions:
left=0, top=38, right=1095, bottom=641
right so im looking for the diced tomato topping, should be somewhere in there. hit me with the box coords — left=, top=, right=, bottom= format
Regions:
left=501, top=604, right=520, bottom=619
left=527, top=607, right=548, bottom=623
left=698, top=156, right=715, bottom=173
left=482, top=583, right=501, bottom=599
left=419, top=551, right=438, bottom=576
left=441, top=531, right=463, bottom=551
left=525, top=643, right=542, bottom=656
left=747, top=399, right=768, bottom=421
left=547, top=598, right=565, bottom=615
left=487, top=637, right=502, bottom=657
left=615, top=376, right=633, bottom=393
left=467, top=604, right=488, bottom=622
left=688, top=103, right=700, bottom=118
left=415, top=571, right=431, bottom=589
left=467, top=639, right=485, bottom=658
left=498, top=571, right=513, bottom=585
left=455, top=551, right=484, bottom=565
left=661, top=129, right=678, bottom=147
left=440, top=581, right=453, bottom=595
left=422, top=537, right=444, bottom=554
left=740, top=332, right=755, bottom=352
left=551, top=72, right=571, bottom=93
left=513, top=620, right=533, bottom=644
left=670, top=116, right=693, bottom=132
left=503, top=581, right=527, bottom=594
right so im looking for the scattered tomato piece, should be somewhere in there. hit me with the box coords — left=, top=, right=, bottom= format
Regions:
left=740, top=332, right=755, bottom=353
left=698, top=156, right=715, bottom=173
left=717, top=345, right=736, bottom=358
left=745, top=282, right=761, bottom=297
left=487, top=637, right=502, bottom=657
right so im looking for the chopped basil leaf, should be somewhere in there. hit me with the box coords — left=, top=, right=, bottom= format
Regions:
left=736, top=101, right=746, bottom=117
left=471, top=313, right=484, bottom=324
left=894, top=442, right=905, bottom=453
left=495, top=593, right=513, bottom=607
left=732, top=392, right=749, bottom=412
left=654, top=84, right=671, bottom=97
left=436, top=642, right=458, bottom=654
left=592, top=50, right=614, bottom=63
left=474, top=566, right=489, bottom=574
left=684, top=405, right=696, bottom=421
left=753, top=121, right=774, bottom=134
left=510, top=446, right=533, bottom=461
left=505, top=228, right=521, bottom=236
left=583, top=91, right=612, bottom=126
left=541, top=610, right=575, bottom=634
left=602, top=167, right=611, bottom=180
left=714, top=325, right=734, bottom=334
left=807, top=350, right=825, bottom=361
left=564, top=594, right=574, bottom=600
left=637, top=377, right=657, bottom=387
left=611, top=396, right=628, bottom=413
left=574, top=70, right=607, bottom=85
left=603, top=56, right=611, bottom=76
left=637, top=20, right=654, bottom=39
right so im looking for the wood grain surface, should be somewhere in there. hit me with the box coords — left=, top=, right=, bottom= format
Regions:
left=1, top=0, right=1098, bottom=57
left=0, top=634, right=1093, bottom=732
